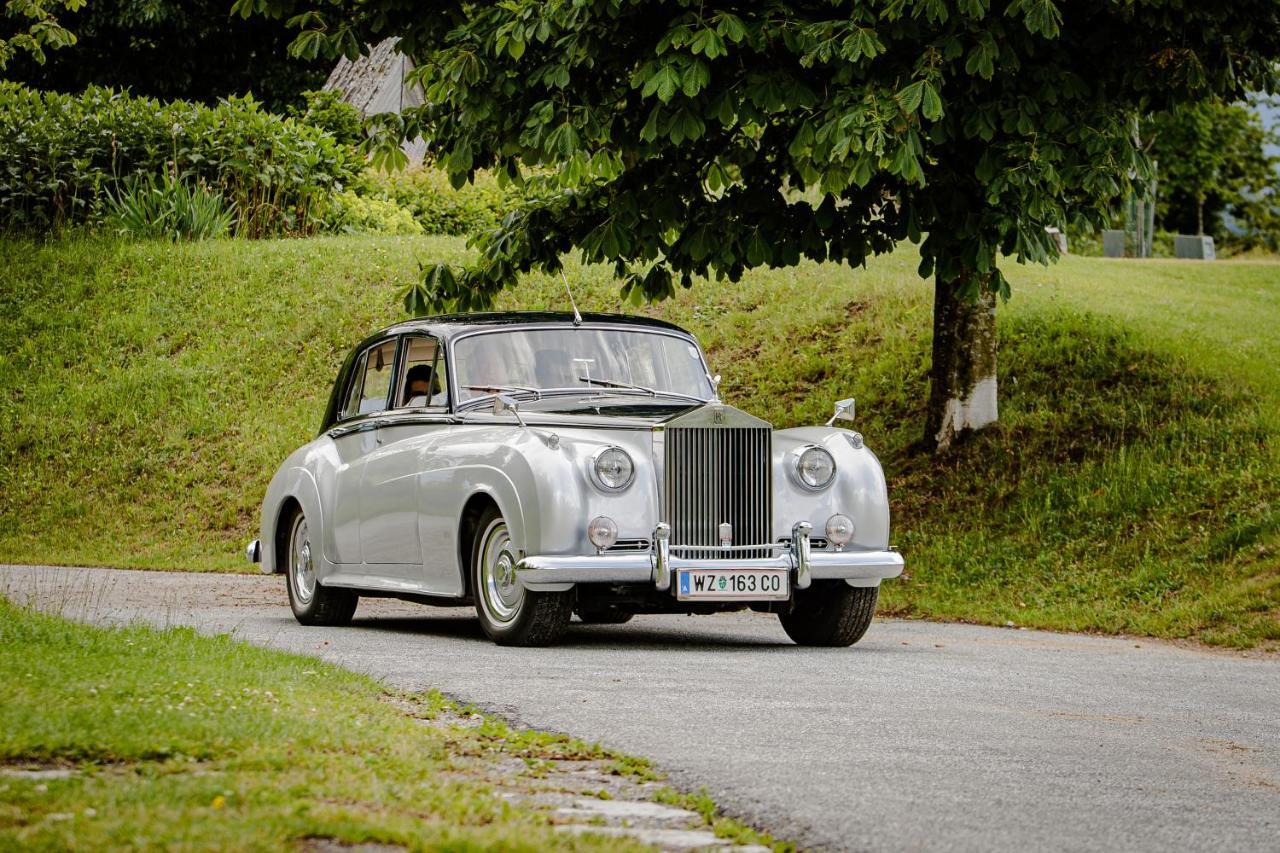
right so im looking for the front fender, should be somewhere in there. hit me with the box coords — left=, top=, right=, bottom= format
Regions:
left=440, top=425, right=659, bottom=558
left=772, top=426, right=891, bottom=551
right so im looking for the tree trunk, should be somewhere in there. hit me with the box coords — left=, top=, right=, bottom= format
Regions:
left=924, top=275, right=998, bottom=452
left=1196, top=196, right=1205, bottom=236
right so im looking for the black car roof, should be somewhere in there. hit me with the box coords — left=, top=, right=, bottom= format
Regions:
left=372, top=311, right=693, bottom=343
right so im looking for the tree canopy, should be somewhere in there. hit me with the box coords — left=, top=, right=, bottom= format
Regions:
left=237, top=0, right=1280, bottom=447
left=239, top=1, right=1279, bottom=303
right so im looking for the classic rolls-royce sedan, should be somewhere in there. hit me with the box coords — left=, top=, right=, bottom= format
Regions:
left=248, top=311, right=903, bottom=646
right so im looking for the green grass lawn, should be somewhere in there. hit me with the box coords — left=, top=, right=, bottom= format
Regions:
left=0, top=235, right=1276, bottom=646
left=0, top=597, right=653, bottom=850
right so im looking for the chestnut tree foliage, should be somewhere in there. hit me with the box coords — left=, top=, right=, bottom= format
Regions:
left=238, top=0, right=1280, bottom=448
left=0, top=0, right=83, bottom=69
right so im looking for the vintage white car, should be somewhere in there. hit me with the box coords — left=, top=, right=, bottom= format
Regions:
left=249, top=311, right=903, bottom=646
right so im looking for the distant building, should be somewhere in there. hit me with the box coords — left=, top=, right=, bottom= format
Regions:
left=324, top=38, right=427, bottom=164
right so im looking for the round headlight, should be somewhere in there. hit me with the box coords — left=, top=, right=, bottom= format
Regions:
left=825, top=513, right=855, bottom=547
left=795, top=446, right=836, bottom=490
left=593, top=447, right=634, bottom=491
left=588, top=515, right=619, bottom=550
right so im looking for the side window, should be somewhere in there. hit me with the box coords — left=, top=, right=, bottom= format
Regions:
left=339, top=351, right=368, bottom=420
left=396, top=335, right=448, bottom=408
left=341, top=340, right=397, bottom=419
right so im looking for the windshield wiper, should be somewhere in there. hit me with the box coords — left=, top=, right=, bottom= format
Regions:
left=459, top=384, right=543, bottom=410
left=578, top=376, right=706, bottom=405
left=463, top=384, right=541, bottom=398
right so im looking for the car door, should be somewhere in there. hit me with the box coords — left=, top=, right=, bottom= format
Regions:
left=326, top=338, right=398, bottom=567
left=358, top=334, right=450, bottom=572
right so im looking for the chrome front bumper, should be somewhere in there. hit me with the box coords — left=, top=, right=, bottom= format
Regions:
left=515, top=522, right=904, bottom=593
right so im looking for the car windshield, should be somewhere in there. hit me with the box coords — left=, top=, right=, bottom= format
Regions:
left=453, top=327, right=714, bottom=404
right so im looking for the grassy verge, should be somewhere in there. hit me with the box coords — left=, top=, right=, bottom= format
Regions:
left=0, top=235, right=1276, bottom=646
left=0, top=597, right=788, bottom=850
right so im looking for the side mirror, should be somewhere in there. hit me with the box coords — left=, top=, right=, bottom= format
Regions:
left=493, top=393, right=527, bottom=428
left=825, top=397, right=855, bottom=427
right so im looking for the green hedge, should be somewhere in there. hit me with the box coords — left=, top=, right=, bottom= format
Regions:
left=322, top=190, right=423, bottom=235
left=351, top=167, right=516, bottom=236
left=0, top=84, right=359, bottom=237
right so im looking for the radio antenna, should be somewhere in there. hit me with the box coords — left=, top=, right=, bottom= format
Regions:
left=559, top=268, right=583, bottom=326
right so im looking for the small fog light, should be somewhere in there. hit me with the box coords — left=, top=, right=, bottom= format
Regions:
left=588, top=516, right=619, bottom=552
left=825, top=514, right=855, bottom=550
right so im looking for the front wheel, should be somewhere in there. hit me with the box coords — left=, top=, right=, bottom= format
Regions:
left=778, top=582, right=878, bottom=647
left=472, top=508, right=572, bottom=646
left=285, top=510, right=357, bottom=626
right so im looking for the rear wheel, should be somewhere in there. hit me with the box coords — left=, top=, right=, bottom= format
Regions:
left=778, top=582, right=877, bottom=647
left=285, top=510, right=357, bottom=626
left=472, top=508, right=572, bottom=646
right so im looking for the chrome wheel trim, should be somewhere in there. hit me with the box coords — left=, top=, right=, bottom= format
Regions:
left=289, top=515, right=316, bottom=605
left=478, top=519, right=523, bottom=625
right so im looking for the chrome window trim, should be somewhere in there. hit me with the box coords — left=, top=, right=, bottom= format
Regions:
left=393, top=331, right=451, bottom=411
left=336, top=337, right=401, bottom=423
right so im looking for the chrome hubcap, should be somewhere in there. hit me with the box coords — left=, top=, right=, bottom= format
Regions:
left=479, top=520, right=523, bottom=625
left=290, top=517, right=315, bottom=605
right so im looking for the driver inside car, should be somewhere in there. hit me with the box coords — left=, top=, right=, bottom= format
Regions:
left=403, top=364, right=435, bottom=407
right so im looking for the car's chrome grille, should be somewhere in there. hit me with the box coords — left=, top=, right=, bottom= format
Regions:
left=664, top=425, right=772, bottom=560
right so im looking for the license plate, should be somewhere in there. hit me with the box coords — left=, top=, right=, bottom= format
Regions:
left=676, top=568, right=790, bottom=601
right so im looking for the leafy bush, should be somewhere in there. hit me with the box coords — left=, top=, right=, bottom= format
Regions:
left=106, top=173, right=235, bottom=241
left=351, top=167, right=515, bottom=235
left=322, top=190, right=422, bottom=235
left=290, top=89, right=365, bottom=150
left=0, top=83, right=359, bottom=236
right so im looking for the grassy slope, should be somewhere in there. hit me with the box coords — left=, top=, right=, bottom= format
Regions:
left=0, top=598, right=653, bottom=850
left=0, top=236, right=1276, bottom=646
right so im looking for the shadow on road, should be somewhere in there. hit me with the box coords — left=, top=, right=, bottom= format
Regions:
left=347, top=612, right=903, bottom=652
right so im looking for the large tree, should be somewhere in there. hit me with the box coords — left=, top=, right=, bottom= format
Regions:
left=239, top=0, right=1280, bottom=450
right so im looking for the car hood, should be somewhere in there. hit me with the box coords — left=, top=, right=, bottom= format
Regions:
left=456, top=399, right=772, bottom=431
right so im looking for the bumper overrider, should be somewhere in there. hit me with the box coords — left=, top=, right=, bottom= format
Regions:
left=516, top=522, right=903, bottom=593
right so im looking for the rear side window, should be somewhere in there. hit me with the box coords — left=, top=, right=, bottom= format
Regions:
left=340, top=340, right=398, bottom=419
left=396, top=335, right=448, bottom=408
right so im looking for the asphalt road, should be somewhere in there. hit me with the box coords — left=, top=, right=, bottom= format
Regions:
left=3, top=565, right=1277, bottom=852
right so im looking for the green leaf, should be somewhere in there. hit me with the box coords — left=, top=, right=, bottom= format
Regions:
left=715, top=12, right=747, bottom=43
left=640, top=105, right=663, bottom=142
left=289, top=29, right=326, bottom=60
left=896, top=81, right=925, bottom=114
left=746, top=230, right=769, bottom=266
left=682, top=59, right=710, bottom=97
left=690, top=28, right=726, bottom=59
left=642, top=63, right=681, bottom=102
left=921, top=83, right=943, bottom=121
left=1013, top=0, right=1063, bottom=38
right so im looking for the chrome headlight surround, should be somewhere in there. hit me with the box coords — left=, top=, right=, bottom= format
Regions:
left=590, top=446, right=635, bottom=492
left=791, top=445, right=836, bottom=491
